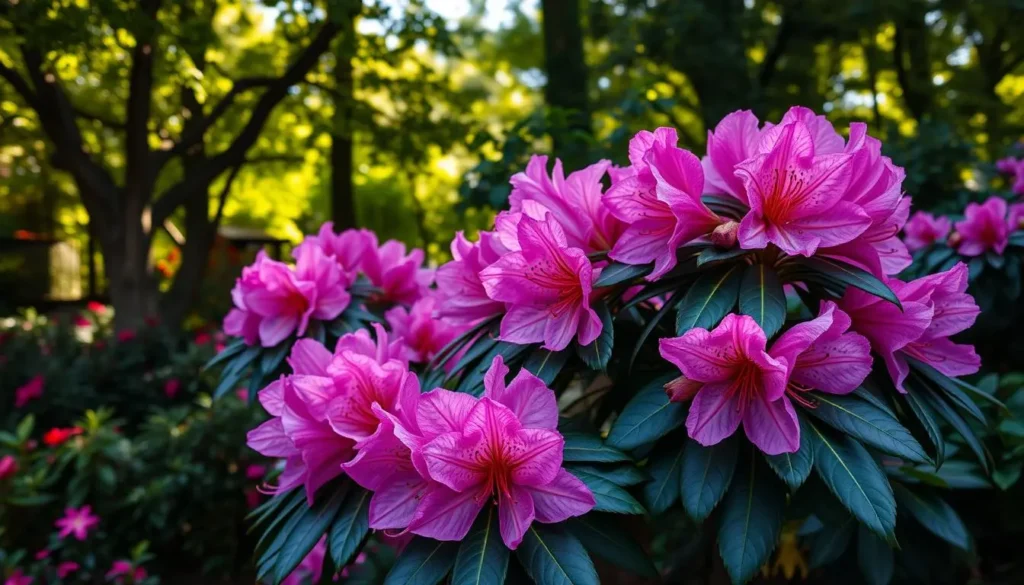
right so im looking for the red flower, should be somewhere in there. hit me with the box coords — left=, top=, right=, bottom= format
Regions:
left=116, top=329, right=136, bottom=342
left=43, top=427, right=83, bottom=447
left=0, top=455, right=17, bottom=480
left=86, top=301, right=106, bottom=313
left=194, top=332, right=212, bottom=345
left=164, top=379, right=181, bottom=399
left=74, top=315, right=92, bottom=327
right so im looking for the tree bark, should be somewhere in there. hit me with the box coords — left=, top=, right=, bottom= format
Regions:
left=540, top=0, right=592, bottom=166
left=331, top=0, right=360, bottom=229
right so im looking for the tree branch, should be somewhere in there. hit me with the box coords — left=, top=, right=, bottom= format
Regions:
left=72, top=106, right=125, bottom=128
left=151, top=21, right=340, bottom=226
left=891, top=24, right=918, bottom=120
left=0, top=62, right=40, bottom=109
left=124, top=0, right=161, bottom=199
left=212, top=164, right=242, bottom=229
left=758, top=4, right=797, bottom=90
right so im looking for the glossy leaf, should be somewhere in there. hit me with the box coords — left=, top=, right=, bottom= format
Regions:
left=561, top=433, right=632, bottom=464
left=452, top=506, right=509, bottom=585
left=808, top=393, right=930, bottom=464
left=384, top=537, right=458, bottom=585
left=269, top=486, right=347, bottom=583
left=795, top=256, right=901, bottom=308
left=917, top=382, right=990, bottom=472
left=738, top=263, right=786, bottom=338
left=569, top=469, right=646, bottom=514
left=680, top=437, right=738, bottom=522
left=718, top=453, right=787, bottom=585
left=517, top=525, right=599, bottom=585
left=804, top=419, right=897, bottom=544
left=523, top=348, right=570, bottom=386
left=642, top=442, right=685, bottom=514
left=696, top=246, right=748, bottom=267
left=808, top=516, right=854, bottom=568
left=763, top=423, right=813, bottom=489
left=675, top=265, right=743, bottom=334
left=857, top=526, right=895, bottom=585
left=567, top=515, right=658, bottom=578
left=567, top=464, right=648, bottom=487
left=909, top=359, right=986, bottom=424
left=594, top=262, right=652, bottom=286
left=893, top=484, right=970, bottom=550
left=606, top=375, right=685, bottom=450
left=902, top=388, right=945, bottom=467
left=328, top=488, right=370, bottom=570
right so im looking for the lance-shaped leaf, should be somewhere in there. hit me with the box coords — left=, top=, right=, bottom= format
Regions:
left=902, top=388, right=945, bottom=467
left=808, top=393, right=930, bottom=464
left=808, top=516, right=855, bottom=568
left=524, top=348, right=570, bottom=386
left=718, top=453, right=787, bottom=585
left=384, top=537, right=458, bottom=585
left=857, top=526, right=895, bottom=585
left=917, top=381, right=990, bottom=473
left=892, top=484, right=970, bottom=550
left=268, top=485, right=348, bottom=583
left=452, top=506, right=509, bottom=585
left=567, top=464, right=648, bottom=487
left=676, top=265, right=743, bottom=334
left=738, top=263, right=787, bottom=338
left=328, top=488, right=370, bottom=569
left=561, top=433, right=632, bottom=464
left=763, top=419, right=813, bottom=489
left=793, top=256, right=901, bottom=308
left=594, top=262, right=652, bottom=286
left=517, top=525, right=599, bottom=585
left=696, top=246, right=748, bottom=267
left=642, top=442, right=685, bottom=514
left=606, top=375, right=685, bottom=450
left=680, top=437, right=738, bottom=522
left=569, top=468, right=646, bottom=515
left=577, top=302, right=614, bottom=371
left=909, top=359, right=985, bottom=424
left=567, top=515, right=658, bottom=578
left=804, top=419, right=897, bottom=544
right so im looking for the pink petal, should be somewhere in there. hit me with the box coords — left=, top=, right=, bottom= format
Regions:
left=247, top=418, right=297, bottom=458
left=773, top=201, right=871, bottom=255
left=542, top=307, right=581, bottom=351
left=659, top=327, right=740, bottom=384
left=417, top=389, right=479, bottom=437
left=258, top=379, right=286, bottom=416
left=703, top=110, right=761, bottom=202
left=686, top=382, right=743, bottom=446
left=497, top=305, right=550, bottom=346
left=342, top=419, right=412, bottom=491
left=743, top=395, right=800, bottom=455
left=769, top=310, right=834, bottom=367
left=904, top=339, right=980, bottom=379
left=421, top=431, right=488, bottom=491
left=368, top=472, right=429, bottom=530
left=289, top=375, right=337, bottom=422
left=508, top=428, right=563, bottom=487
left=793, top=332, right=872, bottom=395
left=528, top=469, right=596, bottom=524
left=499, top=485, right=536, bottom=550
left=408, top=485, right=486, bottom=542
left=492, top=368, right=558, bottom=430
left=608, top=220, right=677, bottom=278
left=483, top=355, right=510, bottom=397
left=259, top=315, right=298, bottom=347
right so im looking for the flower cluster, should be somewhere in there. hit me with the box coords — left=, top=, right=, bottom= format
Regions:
left=997, top=155, right=1024, bottom=195
left=904, top=196, right=1024, bottom=257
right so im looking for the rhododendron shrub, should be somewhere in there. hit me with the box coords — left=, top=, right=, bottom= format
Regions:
left=226, top=108, right=999, bottom=585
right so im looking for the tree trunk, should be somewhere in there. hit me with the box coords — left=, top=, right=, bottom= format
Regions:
left=540, top=0, right=592, bottom=167
left=104, top=202, right=160, bottom=331
left=331, top=0, right=359, bottom=229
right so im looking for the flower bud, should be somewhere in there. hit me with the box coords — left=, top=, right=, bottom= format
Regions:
left=665, top=375, right=701, bottom=403
left=711, top=221, right=739, bottom=249
left=947, top=231, right=962, bottom=247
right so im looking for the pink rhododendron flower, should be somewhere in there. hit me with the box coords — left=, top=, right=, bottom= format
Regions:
left=300, top=223, right=376, bottom=277
left=0, top=455, right=16, bottom=480
left=479, top=213, right=602, bottom=351
left=246, top=464, right=267, bottom=479
left=34, top=550, right=49, bottom=561
left=224, top=252, right=316, bottom=347
left=362, top=239, right=432, bottom=305
left=604, top=128, right=723, bottom=279
left=381, top=356, right=594, bottom=549
left=659, top=314, right=795, bottom=454
left=14, top=375, right=43, bottom=407
left=1009, top=203, right=1024, bottom=232
left=996, top=156, right=1019, bottom=174
left=435, top=231, right=507, bottom=324
left=904, top=211, right=952, bottom=251
left=768, top=302, right=872, bottom=408
left=954, top=197, right=1010, bottom=256
left=333, top=323, right=409, bottom=366
left=385, top=296, right=463, bottom=363
left=840, top=263, right=980, bottom=392
left=509, top=156, right=625, bottom=253
left=292, top=239, right=352, bottom=320
left=106, top=561, right=147, bottom=583
left=702, top=110, right=765, bottom=204
left=56, top=562, right=79, bottom=579
left=4, top=569, right=32, bottom=585
left=736, top=112, right=870, bottom=257
left=55, top=505, right=100, bottom=541
left=280, top=536, right=326, bottom=585
left=163, top=378, right=180, bottom=399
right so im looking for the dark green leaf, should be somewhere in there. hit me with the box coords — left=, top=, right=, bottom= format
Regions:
left=676, top=265, right=743, bottom=334
left=260, top=341, right=290, bottom=379
left=384, top=537, right=458, bottom=585
left=606, top=375, right=685, bottom=450
left=642, top=443, right=685, bottom=514
left=718, top=453, right=787, bottom=585
left=569, top=469, right=646, bottom=514
left=696, top=246, right=748, bottom=267
left=808, top=393, right=930, bottom=464
left=446, top=333, right=499, bottom=383
left=795, top=257, right=901, bottom=308
left=903, top=388, right=945, bottom=467
left=764, top=424, right=813, bottom=489
left=452, top=506, right=509, bottom=585
left=203, top=338, right=246, bottom=370
left=457, top=341, right=531, bottom=396
left=804, top=419, right=897, bottom=544
left=808, top=516, right=854, bottom=568
left=577, top=302, right=614, bottom=371
left=517, top=525, right=598, bottom=585
left=892, top=484, right=969, bottom=550
left=270, top=486, right=347, bottom=583
left=524, top=348, right=570, bottom=385
left=854, top=384, right=897, bottom=418
left=428, top=316, right=499, bottom=371
left=908, top=359, right=986, bottom=424
left=738, top=263, right=787, bottom=338
left=629, top=293, right=682, bottom=370
left=680, top=437, right=738, bottom=522
left=328, top=488, right=370, bottom=569
left=567, top=515, right=658, bottom=578
left=594, top=262, right=652, bottom=286
left=701, top=194, right=750, bottom=218
left=857, top=526, right=894, bottom=585
left=567, top=464, right=647, bottom=487
left=561, top=433, right=632, bottom=464
left=917, top=381, right=990, bottom=472
left=213, top=362, right=245, bottom=399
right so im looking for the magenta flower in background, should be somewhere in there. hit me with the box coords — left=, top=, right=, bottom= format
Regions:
left=702, top=109, right=764, bottom=204
left=903, top=211, right=952, bottom=251
left=0, top=455, right=16, bottom=480
left=736, top=114, right=870, bottom=257
left=840, top=263, right=980, bottom=392
left=398, top=356, right=594, bottom=549
left=509, top=155, right=625, bottom=253
left=34, top=550, right=49, bottom=561
left=333, top=323, right=409, bottom=366
left=55, top=505, right=100, bottom=541
left=362, top=239, right=433, bottom=305
left=224, top=251, right=316, bottom=347
left=106, top=560, right=147, bottom=583
left=1008, top=203, right=1024, bottom=232
left=14, top=375, right=43, bottom=407
left=4, top=569, right=32, bottom=585
left=996, top=156, right=1019, bottom=174
left=280, top=536, right=326, bottom=585
left=955, top=197, right=1010, bottom=256
left=659, top=314, right=795, bottom=455
left=163, top=378, right=180, bottom=399
left=604, top=128, right=722, bottom=279
left=74, top=315, right=91, bottom=328
left=434, top=230, right=507, bottom=324
left=769, top=301, right=873, bottom=406
left=292, top=239, right=352, bottom=321
left=56, top=562, right=80, bottom=579
left=385, top=296, right=463, bottom=363
left=301, top=223, right=376, bottom=277
left=480, top=213, right=602, bottom=351
left=245, top=464, right=267, bottom=480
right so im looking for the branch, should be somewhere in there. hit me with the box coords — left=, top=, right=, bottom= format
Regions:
left=124, top=0, right=161, bottom=197
left=72, top=106, right=125, bottom=128
left=0, top=62, right=39, bottom=109
left=891, top=24, right=917, bottom=120
left=758, top=4, right=796, bottom=90
left=212, top=164, right=242, bottom=229
left=245, top=154, right=306, bottom=164
left=151, top=20, right=340, bottom=226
